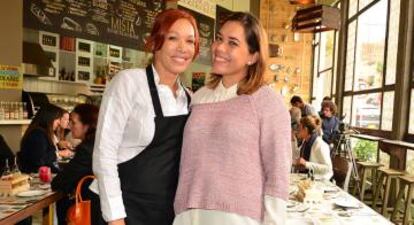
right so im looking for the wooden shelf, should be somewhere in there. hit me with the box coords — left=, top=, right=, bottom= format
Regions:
left=351, top=134, right=384, bottom=142
left=380, top=139, right=414, bottom=150
left=0, top=120, right=31, bottom=125
left=59, top=49, right=76, bottom=54
left=89, top=83, right=105, bottom=87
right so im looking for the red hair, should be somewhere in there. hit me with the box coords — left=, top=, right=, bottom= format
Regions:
left=145, top=9, right=200, bottom=60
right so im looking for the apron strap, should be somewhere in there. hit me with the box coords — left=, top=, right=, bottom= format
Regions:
left=146, top=65, right=192, bottom=116
left=146, top=65, right=163, bottom=117
left=183, top=87, right=191, bottom=110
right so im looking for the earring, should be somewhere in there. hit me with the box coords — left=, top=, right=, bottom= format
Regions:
left=247, top=61, right=252, bottom=65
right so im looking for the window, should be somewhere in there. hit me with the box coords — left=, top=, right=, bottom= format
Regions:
left=311, top=30, right=339, bottom=109
left=409, top=87, right=414, bottom=134
left=343, top=0, right=400, bottom=132
left=353, top=1, right=386, bottom=91
left=351, top=92, right=382, bottom=129
left=385, top=0, right=401, bottom=85
left=408, top=37, right=414, bottom=135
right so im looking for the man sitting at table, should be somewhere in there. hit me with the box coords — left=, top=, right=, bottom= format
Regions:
left=293, top=115, right=333, bottom=181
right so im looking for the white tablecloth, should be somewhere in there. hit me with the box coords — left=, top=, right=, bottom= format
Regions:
left=287, top=174, right=394, bottom=225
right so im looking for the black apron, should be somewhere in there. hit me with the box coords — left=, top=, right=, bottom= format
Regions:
left=92, top=65, right=190, bottom=225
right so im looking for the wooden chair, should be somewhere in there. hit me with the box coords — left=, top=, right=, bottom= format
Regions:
left=353, top=161, right=383, bottom=202
left=372, top=167, right=404, bottom=216
left=391, top=175, right=414, bottom=225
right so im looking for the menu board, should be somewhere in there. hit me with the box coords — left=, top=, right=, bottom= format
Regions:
left=23, top=0, right=165, bottom=50
left=178, top=6, right=215, bottom=65
left=0, top=65, right=22, bottom=90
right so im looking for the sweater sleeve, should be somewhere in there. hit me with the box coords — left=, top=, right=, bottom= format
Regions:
left=92, top=70, right=136, bottom=221
left=253, top=87, right=292, bottom=200
left=304, top=139, right=333, bottom=177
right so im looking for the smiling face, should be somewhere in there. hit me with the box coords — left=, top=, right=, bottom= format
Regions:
left=211, top=21, right=257, bottom=84
left=60, top=113, right=70, bottom=129
left=153, top=19, right=196, bottom=76
left=52, top=118, right=60, bottom=131
left=70, top=113, right=88, bottom=140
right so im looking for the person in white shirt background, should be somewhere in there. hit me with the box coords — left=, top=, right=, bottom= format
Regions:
left=91, top=8, right=199, bottom=225
left=294, top=115, right=333, bottom=181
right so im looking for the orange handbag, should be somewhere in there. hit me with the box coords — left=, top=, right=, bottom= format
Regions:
left=67, top=175, right=95, bottom=225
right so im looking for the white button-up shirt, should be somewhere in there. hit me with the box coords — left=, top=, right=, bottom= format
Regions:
left=91, top=65, right=189, bottom=221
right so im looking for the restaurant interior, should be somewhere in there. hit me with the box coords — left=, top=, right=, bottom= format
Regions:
left=0, top=0, right=414, bottom=224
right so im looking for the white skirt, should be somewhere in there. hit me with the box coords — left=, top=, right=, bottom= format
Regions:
left=173, top=209, right=260, bottom=225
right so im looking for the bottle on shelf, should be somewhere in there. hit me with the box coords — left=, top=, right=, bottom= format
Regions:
left=23, top=102, right=28, bottom=119
left=4, top=102, right=10, bottom=120
left=0, top=101, right=4, bottom=120
left=18, top=102, right=24, bottom=120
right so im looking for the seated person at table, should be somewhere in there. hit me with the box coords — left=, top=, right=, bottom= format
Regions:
left=18, top=103, right=64, bottom=174
left=321, top=100, right=339, bottom=145
left=290, top=95, right=317, bottom=117
left=55, top=109, right=74, bottom=152
left=294, top=115, right=333, bottom=181
left=51, top=104, right=99, bottom=225
left=290, top=106, right=301, bottom=160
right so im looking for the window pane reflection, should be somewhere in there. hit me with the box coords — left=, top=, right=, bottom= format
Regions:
left=354, top=0, right=387, bottom=91
left=351, top=93, right=382, bottom=129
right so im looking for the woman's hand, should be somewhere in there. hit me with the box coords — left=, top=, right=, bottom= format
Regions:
left=58, top=140, right=73, bottom=150
left=293, top=157, right=307, bottom=170
left=297, top=157, right=307, bottom=166
left=108, top=219, right=125, bottom=225
left=58, top=149, right=73, bottom=158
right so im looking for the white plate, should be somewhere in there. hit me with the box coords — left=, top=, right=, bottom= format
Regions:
left=334, top=197, right=361, bottom=208
left=323, top=186, right=339, bottom=193
left=287, top=218, right=314, bottom=225
left=16, top=190, right=46, bottom=197
left=39, top=184, right=51, bottom=190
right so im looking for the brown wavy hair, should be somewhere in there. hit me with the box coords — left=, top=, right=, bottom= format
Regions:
left=321, top=100, right=337, bottom=115
left=71, top=104, right=99, bottom=142
left=22, top=103, right=63, bottom=146
left=207, top=12, right=269, bottom=95
left=300, top=115, right=322, bottom=134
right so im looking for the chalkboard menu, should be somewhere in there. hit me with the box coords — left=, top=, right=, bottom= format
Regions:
left=178, top=6, right=215, bottom=65
left=23, top=0, right=165, bottom=50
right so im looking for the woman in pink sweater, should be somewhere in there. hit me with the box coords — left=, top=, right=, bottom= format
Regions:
left=174, top=12, right=292, bottom=225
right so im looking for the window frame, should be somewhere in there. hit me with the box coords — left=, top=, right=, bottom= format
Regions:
left=405, top=50, right=414, bottom=141
left=342, top=0, right=395, bottom=136
left=311, top=30, right=339, bottom=100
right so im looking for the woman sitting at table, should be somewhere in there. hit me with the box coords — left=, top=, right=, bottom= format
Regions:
left=51, top=104, right=99, bottom=225
left=294, top=115, right=333, bottom=181
left=55, top=109, right=73, bottom=150
left=18, top=103, right=64, bottom=174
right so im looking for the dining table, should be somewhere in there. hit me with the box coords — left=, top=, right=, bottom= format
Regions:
left=0, top=175, right=64, bottom=225
left=287, top=173, right=394, bottom=225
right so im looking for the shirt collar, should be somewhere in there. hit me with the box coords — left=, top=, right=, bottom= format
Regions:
left=151, top=64, right=186, bottom=96
left=216, top=80, right=238, bottom=96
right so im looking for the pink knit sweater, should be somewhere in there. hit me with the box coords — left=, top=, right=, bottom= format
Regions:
left=174, top=86, right=292, bottom=221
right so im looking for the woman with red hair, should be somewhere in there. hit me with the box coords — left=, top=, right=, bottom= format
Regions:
left=91, top=8, right=199, bottom=225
